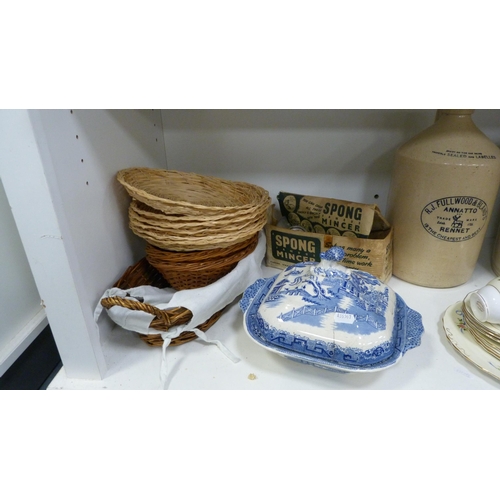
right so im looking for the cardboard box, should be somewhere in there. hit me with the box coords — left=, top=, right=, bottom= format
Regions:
left=266, top=193, right=393, bottom=282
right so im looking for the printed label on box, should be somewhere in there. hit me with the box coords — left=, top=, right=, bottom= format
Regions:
left=277, top=191, right=376, bottom=238
left=270, top=229, right=322, bottom=264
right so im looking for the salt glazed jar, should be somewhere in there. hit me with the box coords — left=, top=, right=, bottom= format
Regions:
left=240, top=246, right=424, bottom=372
left=386, top=110, right=500, bottom=288
left=491, top=229, right=500, bottom=277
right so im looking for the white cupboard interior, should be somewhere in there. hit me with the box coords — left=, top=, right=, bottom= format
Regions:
left=3, top=109, right=500, bottom=389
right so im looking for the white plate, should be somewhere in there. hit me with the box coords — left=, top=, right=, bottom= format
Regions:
left=443, top=302, right=500, bottom=382
left=462, top=293, right=500, bottom=340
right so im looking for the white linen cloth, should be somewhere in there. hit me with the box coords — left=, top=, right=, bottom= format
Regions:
left=94, top=231, right=266, bottom=387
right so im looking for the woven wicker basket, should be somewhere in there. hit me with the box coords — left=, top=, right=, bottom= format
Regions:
left=145, top=232, right=259, bottom=290
left=117, top=167, right=271, bottom=216
left=146, top=233, right=258, bottom=264
left=100, top=258, right=223, bottom=347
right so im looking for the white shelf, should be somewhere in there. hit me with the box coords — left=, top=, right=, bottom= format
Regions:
left=48, top=237, right=500, bottom=390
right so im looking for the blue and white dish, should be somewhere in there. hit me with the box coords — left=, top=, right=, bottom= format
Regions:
left=240, top=247, right=423, bottom=373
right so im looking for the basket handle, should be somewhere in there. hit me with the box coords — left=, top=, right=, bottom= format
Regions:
left=100, top=296, right=192, bottom=327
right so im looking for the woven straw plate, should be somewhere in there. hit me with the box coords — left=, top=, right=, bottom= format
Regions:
left=129, top=201, right=268, bottom=238
left=129, top=199, right=269, bottom=230
left=129, top=211, right=268, bottom=251
left=117, top=167, right=271, bottom=216
left=130, top=199, right=268, bottom=223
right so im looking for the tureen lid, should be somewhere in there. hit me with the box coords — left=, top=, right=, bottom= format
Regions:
left=242, top=246, right=404, bottom=367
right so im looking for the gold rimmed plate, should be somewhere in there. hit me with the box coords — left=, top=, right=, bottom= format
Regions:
left=443, top=302, right=500, bottom=383
left=462, top=293, right=500, bottom=340
left=462, top=306, right=500, bottom=345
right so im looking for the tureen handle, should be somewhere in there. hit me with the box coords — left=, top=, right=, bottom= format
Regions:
left=402, top=307, right=424, bottom=353
left=320, top=246, right=345, bottom=261
left=240, top=278, right=268, bottom=313
left=319, top=246, right=345, bottom=268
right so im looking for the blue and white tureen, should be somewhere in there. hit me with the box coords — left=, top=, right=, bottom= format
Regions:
left=240, top=247, right=424, bottom=373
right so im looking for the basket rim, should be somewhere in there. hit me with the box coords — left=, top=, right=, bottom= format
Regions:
left=145, top=233, right=258, bottom=262
left=129, top=199, right=270, bottom=226
left=129, top=210, right=267, bottom=251
left=129, top=203, right=268, bottom=236
left=146, top=233, right=259, bottom=272
left=117, top=167, right=270, bottom=215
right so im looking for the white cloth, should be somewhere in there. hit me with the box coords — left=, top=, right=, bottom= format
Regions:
left=94, top=231, right=266, bottom=387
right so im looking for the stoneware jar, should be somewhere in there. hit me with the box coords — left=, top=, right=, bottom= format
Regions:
left=491, top=227, right=500, bottom=277
left=387, top=110, right=500, bottom=288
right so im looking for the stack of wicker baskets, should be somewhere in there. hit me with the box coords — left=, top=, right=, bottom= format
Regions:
left=100, top=167, right=271, bottom=346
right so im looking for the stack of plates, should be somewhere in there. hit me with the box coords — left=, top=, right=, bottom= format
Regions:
left=128, top=200, right=269, bottom=251
left=461, top=294, right=500, bottom=360
left=443, top=295, right=500, bottom=382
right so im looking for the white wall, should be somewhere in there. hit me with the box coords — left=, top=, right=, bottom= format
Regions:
left=0, top=177, right=47, bottom=376
left=161, top=109, right=500, bottom=235
left=32, top=109, right=167, bottom=300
